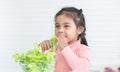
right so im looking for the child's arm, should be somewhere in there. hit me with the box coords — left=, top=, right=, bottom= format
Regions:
left=61, top=45, right=91, bottom=70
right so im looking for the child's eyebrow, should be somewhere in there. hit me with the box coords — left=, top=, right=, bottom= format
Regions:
left=55, top=23, right=59, bottom=25
left=64, top=22, right=70, bottom=25
left=55, top=22, right=70, bottom=25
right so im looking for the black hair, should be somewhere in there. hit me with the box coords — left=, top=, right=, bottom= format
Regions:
left=54, top=7, right=88, bottom=46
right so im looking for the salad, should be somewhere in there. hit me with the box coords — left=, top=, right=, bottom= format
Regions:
left=13, top=35, right=57, bottom=72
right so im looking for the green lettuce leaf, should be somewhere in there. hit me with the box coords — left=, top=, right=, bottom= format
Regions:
left=50, top=35, right=57, bottom=51
left=13, top=43, right=56, bottom=72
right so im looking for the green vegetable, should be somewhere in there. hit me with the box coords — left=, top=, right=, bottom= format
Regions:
left=13, top=43, right=56, bottom=72
left=13, top=35, right=57, bottom=72
left=50, top=35, right=57, bottom=51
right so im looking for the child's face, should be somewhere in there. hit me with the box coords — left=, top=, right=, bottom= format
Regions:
left=55, top=15, right=83, bottom=44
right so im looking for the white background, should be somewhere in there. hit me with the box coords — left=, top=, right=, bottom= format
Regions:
left=0, top=0, right=120, bottom=72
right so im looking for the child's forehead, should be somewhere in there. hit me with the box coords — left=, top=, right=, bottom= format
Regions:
left=55, top=15, right=77, bottom=26
left=59, top=11, right=77, bottom=18
left=55, top=14, right=75, bottom=22
left=55, top=15, right=74, bottom=22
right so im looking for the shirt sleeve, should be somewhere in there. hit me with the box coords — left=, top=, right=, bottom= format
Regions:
left=61, top=45, right=91, bottom=70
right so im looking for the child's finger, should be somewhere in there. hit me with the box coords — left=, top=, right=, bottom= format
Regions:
left=39, top=43, right=45, bottom=52
left=49, top=48, right=53, bottom=52
left=43, top=41, right=49, bottom=50
left=40, top=41, right=47, bottom=52
left=45, top=40, right=51, bottom=49
left=41, top=42, right=46, bottom=52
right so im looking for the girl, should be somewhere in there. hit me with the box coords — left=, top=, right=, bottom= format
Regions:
left=39, top=7, right=91, bottom=72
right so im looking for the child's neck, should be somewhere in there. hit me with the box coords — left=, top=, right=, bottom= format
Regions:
left=68, top=40, right=79, bottom=45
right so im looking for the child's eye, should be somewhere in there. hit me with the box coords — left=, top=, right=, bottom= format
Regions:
left=55, top=25, right=60, bottom=28
left=65, top=25, right=70, bottom=27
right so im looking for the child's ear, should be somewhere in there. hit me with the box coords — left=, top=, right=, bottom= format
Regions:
left=77, top=26, right=84, bottom=34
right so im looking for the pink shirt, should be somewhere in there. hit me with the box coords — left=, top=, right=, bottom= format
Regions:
left=54, top=40, right=91, bottom=72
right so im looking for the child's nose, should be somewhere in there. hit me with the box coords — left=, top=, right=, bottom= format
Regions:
left=58, top=27, right=64, bottom=34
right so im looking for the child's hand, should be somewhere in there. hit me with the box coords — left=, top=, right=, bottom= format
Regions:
left=57, top=35, right=68, bottom=50
left=39, top=40, right=52, bottom=52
